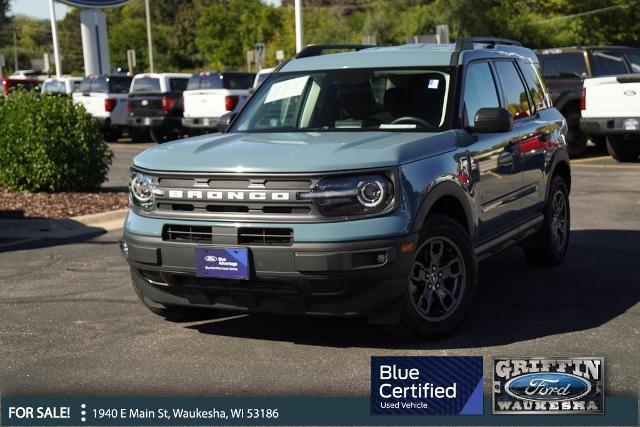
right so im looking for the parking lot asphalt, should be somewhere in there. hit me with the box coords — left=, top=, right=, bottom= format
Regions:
left=0, top=144, right=639, bottom=399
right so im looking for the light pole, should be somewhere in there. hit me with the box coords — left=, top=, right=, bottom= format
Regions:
left=145, top=0, right=154, bottom=73
left=48, top=0, right=62, bottom=78
left=294, top=0, right=303, bottom=53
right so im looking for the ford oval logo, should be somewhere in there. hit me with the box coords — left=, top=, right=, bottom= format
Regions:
left=624, top=90, right=637, bottom=96
left=504, top=373, right=591, bottom=402
left=204, top=255, right=217, bottom=262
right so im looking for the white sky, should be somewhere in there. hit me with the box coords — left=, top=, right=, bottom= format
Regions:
left=11, top=0, right=282, bottom=20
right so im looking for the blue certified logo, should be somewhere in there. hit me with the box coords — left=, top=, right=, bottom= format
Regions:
left=370, top=356, right=483, bottom=415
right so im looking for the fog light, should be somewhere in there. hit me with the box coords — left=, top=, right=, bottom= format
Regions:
left=376, top=253, right=387, bottom=264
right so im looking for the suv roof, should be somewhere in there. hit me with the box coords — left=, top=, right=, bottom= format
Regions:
left=280, top=38, right=538, bottom=72
left=132, top=73, right=191, bottom=79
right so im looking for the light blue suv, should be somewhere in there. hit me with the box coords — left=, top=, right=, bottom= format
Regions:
left=121, top=38, right=571, bottom=338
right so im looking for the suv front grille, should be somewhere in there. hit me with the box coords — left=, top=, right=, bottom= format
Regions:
left=162, top=224, right=293, bottom=246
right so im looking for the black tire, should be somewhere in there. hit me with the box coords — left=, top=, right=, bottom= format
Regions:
left=564, top=110, right=587, bottom=157
left=103, top=127, right=122, bottom=143
left=129, top=127, right=150, bottom=143
left=132, top=278, right=215, bottom=322
left=523, top=175, right=570, bottom=267
left=396, top=214, right=477, bottom=339
left=590, top=135, right=606, bottom=150
left=606, top=136, right=640, bottom=162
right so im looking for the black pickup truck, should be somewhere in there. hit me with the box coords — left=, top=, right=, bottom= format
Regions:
left=127, top=73, right=191, bottom=143
left=537, top=46, right=640, bottom=156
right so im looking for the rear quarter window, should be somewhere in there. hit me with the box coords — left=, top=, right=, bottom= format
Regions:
left=519, top=62, right=549, bottom=111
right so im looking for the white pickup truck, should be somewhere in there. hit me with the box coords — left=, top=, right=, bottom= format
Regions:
left=581, top=74, right=640, bottom=162
left=73, top=74, right=133, bottom=142
left=182, top=71, right=254, bottom=134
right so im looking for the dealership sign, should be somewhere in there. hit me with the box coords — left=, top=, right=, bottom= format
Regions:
left=493, top=357, right=604, bottom=414
left=57, top=0, right=132, bottom=8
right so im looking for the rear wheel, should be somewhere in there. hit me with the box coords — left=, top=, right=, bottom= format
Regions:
left=103, top=127, right=122, bottom=143
left=564, top=110, right=587, bottom=157
left=396, top=214, right=477, bottom=339
left=606, top=136, right=640, bottom=162
left=523, top=175, right=570, bottom=266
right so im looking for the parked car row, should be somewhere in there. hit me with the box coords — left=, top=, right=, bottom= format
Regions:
left=536, top=45, right=640, bottom=160
left=71, top=71, right=259, bottom=143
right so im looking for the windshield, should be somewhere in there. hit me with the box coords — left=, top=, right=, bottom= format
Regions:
left=232, top=68, right=451, bottom=132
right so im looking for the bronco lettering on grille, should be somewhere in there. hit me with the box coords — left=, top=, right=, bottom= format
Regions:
left=166, top=190, right=291, bottom=201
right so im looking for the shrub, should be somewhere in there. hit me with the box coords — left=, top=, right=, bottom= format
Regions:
left=0, top=90, right=113, bottom=192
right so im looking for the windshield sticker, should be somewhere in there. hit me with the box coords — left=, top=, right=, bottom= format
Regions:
left=265, top=76, right=309, bottom=103
left=428, top=79, right=439, bottom=89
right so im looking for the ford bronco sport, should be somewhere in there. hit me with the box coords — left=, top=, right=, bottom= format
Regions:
left=121, top=38, right=571, bottom=338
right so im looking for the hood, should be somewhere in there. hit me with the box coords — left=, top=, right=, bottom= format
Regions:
left=133, top=131, right=455, bottom=173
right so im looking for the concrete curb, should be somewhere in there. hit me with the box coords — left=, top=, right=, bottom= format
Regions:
left=0, top=208, right=128, bottom=246
left=69, top=208, right=129, bottom=231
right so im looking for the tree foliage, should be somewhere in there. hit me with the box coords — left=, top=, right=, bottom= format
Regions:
left=5, top=0, right=640, bottom=74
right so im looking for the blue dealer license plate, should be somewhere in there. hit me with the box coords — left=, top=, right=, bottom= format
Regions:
left=195, top=247, right=250, bottom=280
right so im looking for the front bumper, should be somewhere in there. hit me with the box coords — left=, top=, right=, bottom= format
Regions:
left=122, top=230, right=418, bottom=322
left=580, top=117, right=640, bottom=135
left=182, top=117, right=219, bottom=129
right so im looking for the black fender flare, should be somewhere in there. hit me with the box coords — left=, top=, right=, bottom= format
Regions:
left=545, top=148, right=571, bottom=201
left=410, top=180, right=475, bottom=237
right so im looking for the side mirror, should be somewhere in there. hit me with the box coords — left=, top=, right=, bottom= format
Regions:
left=473, top=108, right=513, bottom=133
left=217, top=112, right=237, bottom=133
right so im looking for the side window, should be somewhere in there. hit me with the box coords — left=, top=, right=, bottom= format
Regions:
left=625, top=52, right=640, bottom=73
left=540, top=53, right=588, bottom=78
left=463, top=62, right=500, bottom=127
left=519, top=62, right=548, bottom=111
left=591, top=51, right=629, bottom=76
left=170, top=78, right=189, bottom=92
left=495, top=61, right=532, bottom=121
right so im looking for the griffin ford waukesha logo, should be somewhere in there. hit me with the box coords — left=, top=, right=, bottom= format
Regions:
left=166, top=190, right=291, bottom=201
left=493, top=358, right=604, bottom=414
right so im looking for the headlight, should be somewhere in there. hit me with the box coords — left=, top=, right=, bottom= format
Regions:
left=130, top=172, right=156, bottom=211
left=299, top=174, right=394, bottom=217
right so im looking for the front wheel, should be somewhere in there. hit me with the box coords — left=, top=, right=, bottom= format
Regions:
left=523, top=175, right=570, bottom=266
left=397, top=214, right=477, bottom=339
left=606, top=136, right=640, bottom=162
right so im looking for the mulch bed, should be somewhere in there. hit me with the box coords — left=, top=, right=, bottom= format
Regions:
left=0, top=188, right=129, bottom=220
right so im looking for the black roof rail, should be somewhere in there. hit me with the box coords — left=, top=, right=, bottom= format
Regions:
left=295, top=44, right=376, bottom=59
left=455, top=37, right=522, bottom=51
left=450, top=37, right=523, bottom=66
